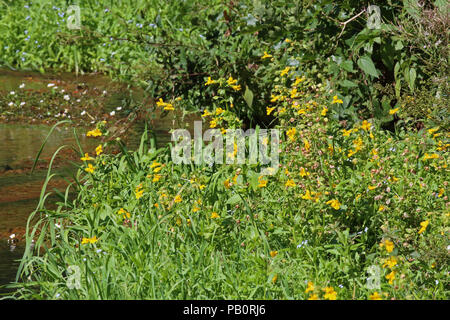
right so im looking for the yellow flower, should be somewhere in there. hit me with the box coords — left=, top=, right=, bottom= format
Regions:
left=135, top=189, right=144, bottom=200
left=215, top=107, right=225, bottom=115
left=211, top=212, right=220, bottom=219
left=86, top=128, right=102, bottom=137
left=272, top=275, right=278, bottom=284
left=210, top=119, right=218, bottom=128
left=85, top=163, right=95, bottom=173
left=224, top=179, right=231, bottom=189
left=153, top=166, right=162, bottom=173
left=326, top=199, right=341, bottom=210
left=382, top=256, right=398, bottom=269
left=293, top=77, right=305, bottom=87
left=389, top=108, right=399, bottom=115
left=418, top=220, right=429, bottom=234
left=81, top=236, right=98, bottom=245
left=290, top=88, right=298, bottom=99
left=423, top=153, right=439, bottom=160
left=308, top=294, right=319, bottom=300
left=378, top=205, right=386, bottom=212
left=118, top=208, right=131, bottom=219
left=369, top=292, right=382, bottom=300
left=303, top=139, right=310, bottom=151
left=386, top=271, right=395, bottom=284
left=299, top=167, right=310, bottom=177
left=174, top=195, right=182, bottom=203
left=302, top=190, right=314, bottom=201
left=258, top=176, right=268, bottom=188
left=280, top=67, right=290, bottom=77
left=163, top=103, right=174, bottom=111
left=266, top=106, right=276, bottom=115
left=231, top=84, right=241, bottom=91
left=380, top=239, right=394, bottom=253
left=205, top=77, right=217, bottom=86
left=361, top=120, right=372, bottom=131
left=152, top=174, right=161, bottom=182
left=81, top=153, right=94, bottom=161
left=342, top=129, right=352, bottom=137
left=368, top=185, right=377, bottom=190
left=284, top=38, right=291, bottom=43
left=305, top=281, right=314, bottom=293
left=261, top=51, right=273, bottom=59
left=95, top=145, right=103, bottom=156
left=285, top=179, right=296, bottom=187
left=286, top=127, right=297, bottom=141
left=438, top=188, right=444, bottom=197
left=427, top=127, right=439, bottom=135
left=323, top=287, right=337, bottom=300
left=150, top=161, right=161, bottom=169
left=201, top=110, right=212, bottom=117
left=321, top=107, right=328, bottom=116
left=270, top=250, right=278, bottom=258
left=332, top=95, right=343, bottom=104
left=227, top=76, right=237, bottom=85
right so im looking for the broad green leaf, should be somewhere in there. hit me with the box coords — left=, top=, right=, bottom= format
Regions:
left=357, top=56, right=379, bottom=78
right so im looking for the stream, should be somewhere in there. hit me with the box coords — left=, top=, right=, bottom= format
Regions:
left=0, top=69, right=199, bottom=295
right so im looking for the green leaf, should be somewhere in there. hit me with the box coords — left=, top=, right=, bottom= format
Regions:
left=340, top=80, right=358, bottom=88
left=357, top=56, right=379, bottom=78
left=409, top=68, right=416, bottom=91
left=243, top=85, right=254, bottom=109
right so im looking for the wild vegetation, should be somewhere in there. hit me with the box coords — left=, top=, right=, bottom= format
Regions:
left=0, top=0, right=448, bottom=299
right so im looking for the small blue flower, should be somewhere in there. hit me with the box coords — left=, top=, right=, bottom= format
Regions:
left=24, top=5, right=29, bottom=9
left=149, top=23, right=156, bottom=28
left=25, top=16, right=31, bottom=20
left=24, top=30, right=28, bottom=35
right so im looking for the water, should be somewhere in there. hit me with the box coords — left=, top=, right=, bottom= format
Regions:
left=0, top=69, right=199, bottom=295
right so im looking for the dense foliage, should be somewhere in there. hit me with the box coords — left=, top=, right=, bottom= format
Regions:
left=1, top=1, right=448, bottom=300
left=1, top=0, right=448, bottom=126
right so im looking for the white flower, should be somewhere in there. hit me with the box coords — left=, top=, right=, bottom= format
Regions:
left=9, top=234, right=15, bottom=239
left=20, top=102, right=25, bottom=106
left=8, top=102, right=14, bottom=107
left=81, top=110, right=86, bottom=116
left=297, top=240, right=308, bottom=248
left=39, top=100, right=43, bottom=103
left=10, top=91, right=15, bottom=95
left=102, top=90, right=107, bottom=95
left=55, top=223, right=61, bottom=228
left=116, top=106, right=122, bottom=111
left=63, top=95, right=70, bottom=101
left=19, top=83, right=25, bottom=88
left=48, top=83, right=55, bottom=87
left=110, top=111, right=115, bottom=116
left=61, top=89, right=65, bottom=93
